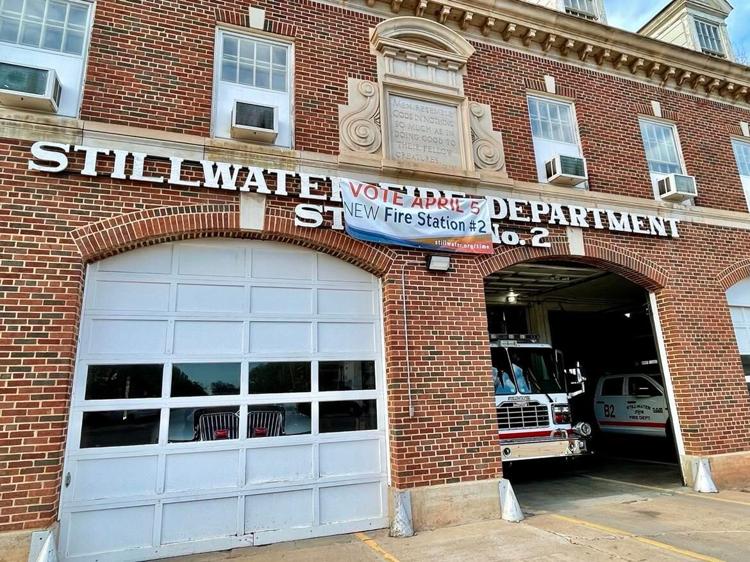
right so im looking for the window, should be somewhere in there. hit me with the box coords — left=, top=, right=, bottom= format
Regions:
left=732, top=139, right=750, bottom=212
left=171, top=363, right=241, bottom=397
left=0, top=0, right=91, bottom=117
left=81, top=410, right=160, bottom=448
left=695, top=19, right=725, bottom=57
left=221, top=35, right=288, bottom=93
left=527, top=96, right=584, bottom=184
left=0, top=0, right=89, bottom=54
left=627, top=376, right=661, bottom=397
left=601, top=377, right=623, bottom=396
left=85, top=364, right=163, bottom=400
left=213, top=29, right=292, bottom=147
left=639, top=120, right=683, bottom=175
left=728, top=279, right=750, bottom=396
left=564, top=0, right=597, bottom=20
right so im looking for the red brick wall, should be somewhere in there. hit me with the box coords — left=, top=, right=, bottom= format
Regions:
left=2, top=0, right=750, bottom=533
left=80, top=0, right=750, bottom=212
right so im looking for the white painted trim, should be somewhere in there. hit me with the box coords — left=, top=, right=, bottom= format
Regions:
left=649, top=292, right=687, bottom=474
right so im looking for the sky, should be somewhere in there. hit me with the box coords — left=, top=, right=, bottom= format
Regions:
left=605, top=0, right=750, bottom=60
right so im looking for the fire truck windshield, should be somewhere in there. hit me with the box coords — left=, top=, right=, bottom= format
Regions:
left=491, top=347, right=564, bottom=396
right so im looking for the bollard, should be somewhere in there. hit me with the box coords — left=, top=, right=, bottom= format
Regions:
left=499, top=479, right=524, bottom=522
left=390, top=489, right=415, bottom=537
left=693, top=458, right=718, bottom=494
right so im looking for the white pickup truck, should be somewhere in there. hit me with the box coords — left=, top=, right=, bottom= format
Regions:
left=594, top=374, right=670, bottom=437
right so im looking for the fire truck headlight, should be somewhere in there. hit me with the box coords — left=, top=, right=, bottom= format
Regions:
left=574, top=421, right=593, bottom=437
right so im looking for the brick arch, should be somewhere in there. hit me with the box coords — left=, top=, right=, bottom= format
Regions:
left=69, top=204, right=397, bottom=277
left=717, top=259, right=750, bottom=291
left=477, top=236, right=668, bottom=291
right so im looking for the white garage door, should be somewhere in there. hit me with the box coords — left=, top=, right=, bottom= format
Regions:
left=59, top=240, right=388, bottom=562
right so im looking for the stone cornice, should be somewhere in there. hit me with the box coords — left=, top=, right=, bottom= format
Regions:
left=352, top=0, right=750, bottom=108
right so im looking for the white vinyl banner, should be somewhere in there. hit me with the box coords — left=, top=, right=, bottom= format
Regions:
left=339, top=178, right=494, bottom=254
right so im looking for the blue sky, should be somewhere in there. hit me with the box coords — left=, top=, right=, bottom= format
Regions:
left=605, top=0, right=750, bottom=59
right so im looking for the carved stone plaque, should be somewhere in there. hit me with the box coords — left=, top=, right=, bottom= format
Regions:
left=387, top=95, right=462, bottom=168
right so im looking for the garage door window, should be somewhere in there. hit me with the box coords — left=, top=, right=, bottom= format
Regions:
left=171, top=363, right=241, bottom=396
left=320, top=400, right=377, bottom=433
left=248, top=403, right=311, bottom=437
left=169, top=406, right=241, bottom=443
left=319, top=361, right=376, bottom=391
left=248, top=362, right=311, bottom=394
left=85, top=364, right=163, bottom=400
left=81, top=410, right=161, bottom=448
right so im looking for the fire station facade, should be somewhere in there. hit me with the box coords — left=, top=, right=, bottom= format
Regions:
left=2, top=0, right=750, bottom=560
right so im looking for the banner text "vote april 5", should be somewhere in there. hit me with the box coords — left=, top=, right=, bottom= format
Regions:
left=340, top=179, right=494, bottom=255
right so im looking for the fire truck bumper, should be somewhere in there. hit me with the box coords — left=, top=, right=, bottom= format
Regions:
left=500, top=434, right=589, bottom=462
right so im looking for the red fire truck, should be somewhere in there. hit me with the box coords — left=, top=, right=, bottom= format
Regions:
left=490, top=334, right=592, bottom=461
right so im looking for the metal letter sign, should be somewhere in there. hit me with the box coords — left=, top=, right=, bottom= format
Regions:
left=339, top=179, right=494, bottom=254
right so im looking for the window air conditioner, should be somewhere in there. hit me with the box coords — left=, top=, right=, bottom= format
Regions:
left=0, top=62, right=61, bottom=113
left=545, top=155, right=588, bottom=187
left=657, top=174, right=697, bottom=203
left=230, top=101, right=278, bottom=143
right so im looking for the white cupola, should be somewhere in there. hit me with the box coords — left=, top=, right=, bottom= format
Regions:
left=639, top=0, right=735, bottom=61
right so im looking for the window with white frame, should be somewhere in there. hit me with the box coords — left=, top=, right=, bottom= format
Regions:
left=563, top=0, right=598, bottom=20
left=727, top=279, right=750, bottom=396
left=732, top=139, right=750, bottom=211
left=0, top=0, right=89, bottom=54
left=527, top=95, right=584, bottom=184
left=695, top=19, right=725, bottom=57
left=639, top=119, right=688, bottom=200
left=213, top=29, right=292, bottom=147
left=0, top=0, right=91, bottom=117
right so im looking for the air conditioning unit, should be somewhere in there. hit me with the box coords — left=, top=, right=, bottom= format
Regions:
left=0, top=62, right=61, bottom=113
left=545, top=155, right=588, bottom=187
left=230, top=101, right=278, bottom=143
left=657, top=174, right=697, bottom=203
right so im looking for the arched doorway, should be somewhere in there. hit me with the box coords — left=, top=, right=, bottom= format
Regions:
left=483, top=256, right=682, bottom=510
left=58, top=239, right=388, bottom=561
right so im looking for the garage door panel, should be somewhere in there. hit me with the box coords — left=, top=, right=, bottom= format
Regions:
left=66, top=505, right=155, bottom=557
left=318, top=323, right=375, bottom=353
left=245, top=489, right=313, bottom=532
left=246, top=444, right=314, bottom=484
left=97, top=244, right=173, bottom=274
left=161, top=497, right=238, bottom=544
left=250, top=322, right=313, bottom=353
left=173, top=321, right=244, bottom=355
left=251, top=287, right=313, bottom=315
left=252, top=249, right=315, bottom=280
left=317, top=254, right=372, bottom=283
left=319, top=482, right=382, bottom=525
left=73, top=455, right=158, bottom=501
left=87, top=319, right=168, bottom=355
left=165, top=450, right=240, bottom=493
left=318, top=289, right=374, bottom=316
left=319, top=440, right=381, bottom=478
left=92, top=281, right=170, bottom=312
left=177, top=245, right=246, bottom=277
left=176, top=284, right=246, bottom=313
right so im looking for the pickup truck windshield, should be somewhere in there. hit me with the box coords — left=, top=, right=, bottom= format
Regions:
left=492, top=347, right=564, bottom=395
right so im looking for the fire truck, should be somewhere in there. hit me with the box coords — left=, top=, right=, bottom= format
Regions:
left=490, top=334, right=592, bottom=461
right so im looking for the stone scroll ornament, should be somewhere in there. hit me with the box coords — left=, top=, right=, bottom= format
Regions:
left=339, top=78, right=382, bottom=155
left=469, top=102, right=507, bottom=174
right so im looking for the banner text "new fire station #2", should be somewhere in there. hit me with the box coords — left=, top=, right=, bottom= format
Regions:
left=27, top=141, right=682, bottom=249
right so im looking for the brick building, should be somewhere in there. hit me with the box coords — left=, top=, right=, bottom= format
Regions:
left=1, top=0, right=750, bottom=560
